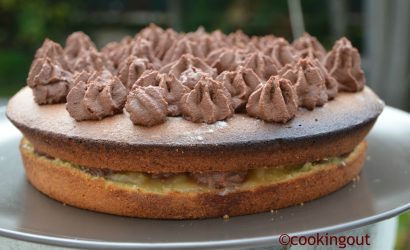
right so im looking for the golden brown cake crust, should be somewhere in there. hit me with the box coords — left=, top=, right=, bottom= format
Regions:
left=8, top=86, right=382, bottom=173
left=21, top=139, right=367, bottom=219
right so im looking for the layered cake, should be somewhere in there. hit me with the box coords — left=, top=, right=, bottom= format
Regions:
left=7, top=24, right=383, bottom=219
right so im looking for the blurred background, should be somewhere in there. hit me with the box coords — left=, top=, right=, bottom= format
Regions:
left=0, top=0, right=408, bottom=248
left=0, top=0, right=409, bottom=111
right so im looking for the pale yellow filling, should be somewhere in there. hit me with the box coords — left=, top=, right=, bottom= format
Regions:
left=22, top=139, right=360, bottom=194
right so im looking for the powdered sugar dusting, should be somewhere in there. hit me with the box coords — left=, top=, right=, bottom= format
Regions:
left=183, top=120, right=229, bottom=142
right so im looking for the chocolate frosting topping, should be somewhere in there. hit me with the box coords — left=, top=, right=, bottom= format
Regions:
left=118, top=56, right=153, bottom=89
left=246, top=76, right=298, bottom=123
left=130, top=37, right=161, bottom=69
left=264, top=38, right=297, bottom=67
left=161, top=54, right=217, bottom=89
left=206, top=48, right=243, bottom=74
left=27, top=25, right=368, bottom=126
left=137, top=24, right=166, bottom=52
left=27, top=57, right=73, bottom=104
left=324, top=37, right=366, bottom=92
left=154, top=29, right=179, bottom=60
left=292, top=33, right=326, bottom=60
left=186, top=27, right=225, bottom=57
left=132, top=70, right=189, bottom=116
left=137, top=24, right=181, bottom=61
left=180, top=76, right=233, bottom=123
left=70, top=50, right=115, bottom=74
left=216, top=67, right=262, bottom=110
left=312, top=59, right=338, bottom=99
left=280, top=58, right=328, bottom=110
left=125, top=85, right=168, bottom=126
left=65, top=31, right=98, bottom=61
left=242, top=52, right=278, bottom=80
left=226, top=30, right=250, bottom=48
left=66, top=70, right=127, bottom=121
left=34, top=39, right=70, bottom=71
left=101, top=36, right=133, bottom=70
left=252, top=35, right=277, bottom=50
left=159, top=75, right=190, bottom=116
left=65, top=32, right=115, bottom=74
left=134, top=70, right=166, bottom=87
left=162, top=38, right=205, bottom=65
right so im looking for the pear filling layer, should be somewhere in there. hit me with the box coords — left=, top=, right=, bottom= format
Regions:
left=22, top=138, right=362, bottom=194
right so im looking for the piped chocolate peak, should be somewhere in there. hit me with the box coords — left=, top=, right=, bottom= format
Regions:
left=324, top=37, right=366, bottom=92
left=279, top=58, right=328, bottom=110
left=27, top=24, right=367, bottom=126
left=180, top=76, right=234, bottom=123
left=246, top=76, right=297, bottom=123
left=66, top=70, right=127, bottom=121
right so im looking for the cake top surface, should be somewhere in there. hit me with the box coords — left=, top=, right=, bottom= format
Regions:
left=7, top=86, right=383, bottom=147
left=24, top=24, right=369, bottom=127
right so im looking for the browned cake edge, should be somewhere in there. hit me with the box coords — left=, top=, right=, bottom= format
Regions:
left=16, top=119, right=373, bottom=173
left=21, top=139, right=367, bottom=219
